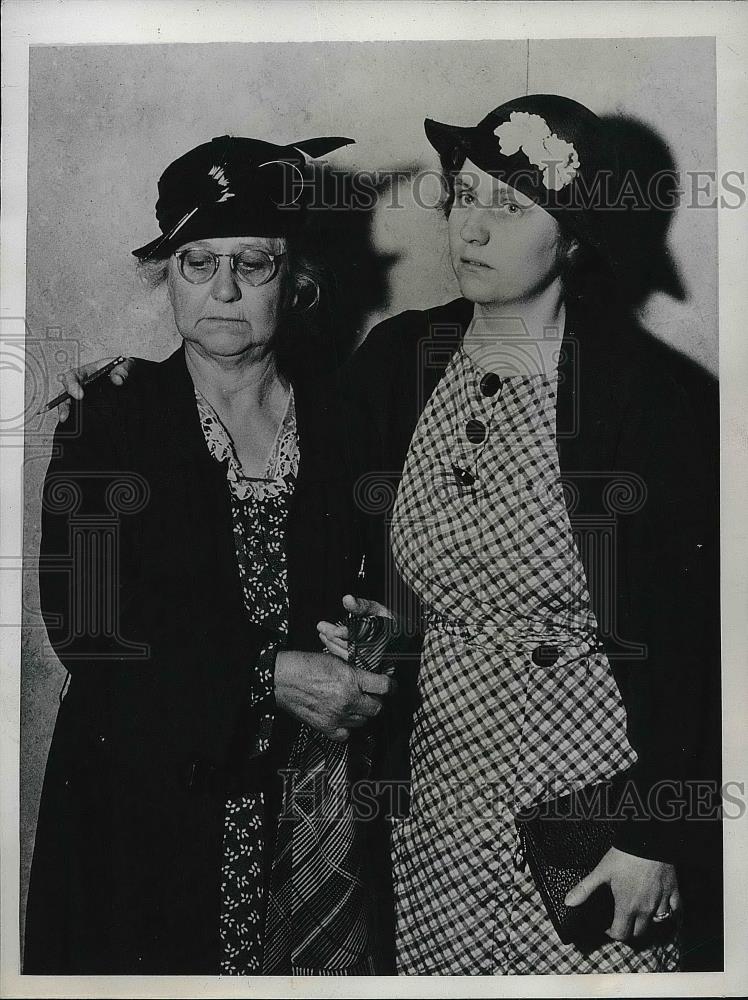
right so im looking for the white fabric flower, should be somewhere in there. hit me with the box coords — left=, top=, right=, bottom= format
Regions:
left=493, top=111, right=581, bottom=191
left=494, top=111, right=550, bottom=156
left=539, top=134, right=580, bottom=190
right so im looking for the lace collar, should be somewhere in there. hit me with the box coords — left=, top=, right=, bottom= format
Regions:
left=194, top=386, right=298, bottom=500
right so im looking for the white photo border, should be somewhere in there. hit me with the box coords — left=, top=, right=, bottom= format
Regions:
left=2, top=2, right=746, bottom=998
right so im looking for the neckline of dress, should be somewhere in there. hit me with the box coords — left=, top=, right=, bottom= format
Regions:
left=262, top=385, right=294, bottom=478
left=194, top=384, right=295, bottom=482
left=460, top=307, right=568, bottom=379
left=457, top=332, right=567, bottom=384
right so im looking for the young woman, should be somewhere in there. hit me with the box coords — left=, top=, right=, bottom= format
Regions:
left=320, top=93, right=719, bottom=975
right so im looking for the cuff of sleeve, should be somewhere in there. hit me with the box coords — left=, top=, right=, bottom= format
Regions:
left=613, top=815, right=685, bottom=864
left=611, top=769, right=693, bottom=863
left=242, top=645, right=280, bottom=760
left=260, top=644, right=279, bottom=712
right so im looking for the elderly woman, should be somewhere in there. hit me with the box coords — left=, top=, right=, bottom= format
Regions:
left=319, top=95, right=719, bottom=974
left=24, top=134, right=394, bottom=975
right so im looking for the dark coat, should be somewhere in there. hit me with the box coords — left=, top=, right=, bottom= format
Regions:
left=347, top=297, right=721, bottom=873
left=24, top=345, right=379, bottom=974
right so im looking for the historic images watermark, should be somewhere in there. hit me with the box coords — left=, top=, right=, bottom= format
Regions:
left=275, top=771, right=742, bottom=824
left=5, top=316, right=152, bottom=661
left=271, top=163, right=745, bottom=213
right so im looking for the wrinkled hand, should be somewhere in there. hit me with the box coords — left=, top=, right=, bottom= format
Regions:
left=56, top=356, right=135, bottom=422
left=316, top=594, right=395, bottom=662
left=564, top=846, right=680, bottom=940
left=274, top=648, right=393, bottom=743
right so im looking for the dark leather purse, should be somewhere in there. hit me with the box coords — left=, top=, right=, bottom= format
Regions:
left=514, top=778, right=625, bottom=946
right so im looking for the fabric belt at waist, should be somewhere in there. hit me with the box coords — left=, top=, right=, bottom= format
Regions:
left=424, top=609, right=605, bottom=660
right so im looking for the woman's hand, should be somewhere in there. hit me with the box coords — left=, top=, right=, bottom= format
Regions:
left=564, top=846, right=681, bottom=940
left=317, top=594, right=396, bottom=661
left=274, top=649, right=393, bottom=743
left=56, top=357, right=135, bottom=423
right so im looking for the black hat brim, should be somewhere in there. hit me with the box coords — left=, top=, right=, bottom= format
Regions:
left=131, top=195, right=305, bottom=260
left=425, top=116, right=546, bottom=188
left=132, top=233, right=171, bottom=260
left=424, top=118, right=480, bottom=165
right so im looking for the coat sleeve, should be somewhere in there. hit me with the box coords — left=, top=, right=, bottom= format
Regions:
left=340, top=319, right=426, bottom=799
left=38, top=391, right=140, bottom=673
left=37, top=360, right=167, bottom=674
left=38, top=379, right=274, bottom=777
left=610, top=366, right=720, bottom=864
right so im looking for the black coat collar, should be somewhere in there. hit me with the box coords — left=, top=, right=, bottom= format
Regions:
left=150, top=342, right=340, bottom=491
left=149, top=344, right=357, bottom=650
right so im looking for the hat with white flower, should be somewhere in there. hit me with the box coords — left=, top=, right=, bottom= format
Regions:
left=425, top=94, right=617, bottom=257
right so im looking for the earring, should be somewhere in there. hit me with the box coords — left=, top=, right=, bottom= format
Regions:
left=291, top=278, right=320, bottom=313
left=565, top=238, right=581, bottom=264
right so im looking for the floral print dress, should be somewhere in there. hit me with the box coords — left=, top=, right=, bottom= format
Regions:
left=194, top=385, right=299, bottom=975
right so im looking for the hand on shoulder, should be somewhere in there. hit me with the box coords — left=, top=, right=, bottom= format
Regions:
left=55, top=357, right=137, bottom=423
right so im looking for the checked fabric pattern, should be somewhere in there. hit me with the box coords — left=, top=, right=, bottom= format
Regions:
left=389, top=344, right=678, bottom=974
left=262, top=733, right=371, bottom=974
left=262, top=615, right=397, bottom=975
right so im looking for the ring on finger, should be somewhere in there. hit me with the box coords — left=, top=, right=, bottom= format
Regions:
left=652, top=908, right=672, bottom=923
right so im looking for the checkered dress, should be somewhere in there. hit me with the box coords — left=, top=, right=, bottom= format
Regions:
left=389, top=345, right=679, bottom=975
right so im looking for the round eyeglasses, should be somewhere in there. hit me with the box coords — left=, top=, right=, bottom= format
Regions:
left=174, top=247, right=287, bottom=286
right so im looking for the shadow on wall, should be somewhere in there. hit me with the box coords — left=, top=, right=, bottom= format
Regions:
left=598, top=115, right=719, bottom=403
left=285, top=164, right=421, bottom=371
left=600, top=114, right=687, bottom=311
left=594, top=116, right=722, bottom=973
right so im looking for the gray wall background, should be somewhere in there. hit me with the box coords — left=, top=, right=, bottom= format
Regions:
left=21, top=38, right=717, bottom=935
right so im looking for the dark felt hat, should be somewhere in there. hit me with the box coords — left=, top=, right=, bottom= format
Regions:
left=425, top=94, right=618, bottom=260
left=132, top=134, right=354, bottom=259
